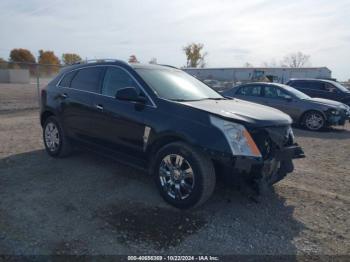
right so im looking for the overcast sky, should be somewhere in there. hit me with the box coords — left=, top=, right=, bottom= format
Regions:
left=0, top=0, right=349, bottom=80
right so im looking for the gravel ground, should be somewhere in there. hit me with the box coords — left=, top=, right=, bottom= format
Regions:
left=0, top=83, right=40, bottom=113
left=0, top=84, right=349, bottom=256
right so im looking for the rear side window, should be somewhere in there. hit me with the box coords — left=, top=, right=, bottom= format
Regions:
left=70, top=67, right=104, bottom=93
left=102, top=67, right=138, bottom=97
left=289, top=81, right=308, bottom=88
left=59, top=71, right=77, bottom=87
left=290, top=80, right=325, bottom=91
left=264, top=86, right=290, bottom=99
left=237, top=85, right=262, bottom=96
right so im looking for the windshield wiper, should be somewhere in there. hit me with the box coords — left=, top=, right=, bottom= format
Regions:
left=171, top=97, right=226, bottom=102
left=205, top=97, right=226, bottom=100
left=171, top=99, right=202, bottom=102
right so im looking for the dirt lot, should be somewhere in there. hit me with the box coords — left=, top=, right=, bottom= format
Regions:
left=0, top=84, right=349, bottom=256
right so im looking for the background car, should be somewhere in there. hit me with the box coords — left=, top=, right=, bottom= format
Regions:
left=203, top=79, right=226, bottom=92
left=223, top=82, right=350, bottom=131
left=286, top=79, right=350, bottom=106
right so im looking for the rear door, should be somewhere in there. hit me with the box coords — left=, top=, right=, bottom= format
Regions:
left=289, top=80, right=315, bottom=97
left=60, top=66, right=105, bottom=140
left=233, top=84, right=264, bottom=104
left=90, top=66, right=155, bottom=155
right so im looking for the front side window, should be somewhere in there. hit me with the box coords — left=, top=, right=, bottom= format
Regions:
left=264, top=86, right=290, bottom=99
left=70, top=67, right=104, bottom=93
left=237, top=85, right=262, bottom=96
left=135, top=68, right=223, bottom=101
left=59, top=71, right=77, bottom=87
left=329, top=81, right=349, bottom=92
left=324, top=83, right=338, bottom=93
left=279, top=84, right=310, bottom=99
left=102, top=67, right=138, bottom=97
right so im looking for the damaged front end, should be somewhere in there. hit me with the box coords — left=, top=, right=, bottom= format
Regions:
left=249, top=125, right=305, bottom=185
left=217, top=125, right=305, bottom=189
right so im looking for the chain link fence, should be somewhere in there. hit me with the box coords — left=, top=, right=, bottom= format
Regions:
left=0, top=61, right=63, bottom=113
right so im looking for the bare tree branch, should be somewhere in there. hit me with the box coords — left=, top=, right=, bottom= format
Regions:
left=281, top=52, right=311, bottom=68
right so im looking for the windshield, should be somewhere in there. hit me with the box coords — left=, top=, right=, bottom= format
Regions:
left=135, top=68, right=224, bottom=101
left=329, top=81, right=350, bottom=92
left=280, top=84, right=311, bottom=99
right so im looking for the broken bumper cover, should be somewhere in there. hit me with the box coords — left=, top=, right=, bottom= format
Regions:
left=214, top=144, right=305, bottom=184
left=275, top=145, right=305, bottom=161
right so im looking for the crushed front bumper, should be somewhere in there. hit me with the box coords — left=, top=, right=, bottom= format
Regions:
left=213, top=144, right=305, bottom=185
left=234, top=144, right=305, bottom=172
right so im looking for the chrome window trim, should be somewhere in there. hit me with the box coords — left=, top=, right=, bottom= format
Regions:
left=56, top=65, right=157, bottom=108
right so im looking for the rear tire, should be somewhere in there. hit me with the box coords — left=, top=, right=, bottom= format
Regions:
left=43, top=116, right=72, bottom=158
left=153, top=142, right=216, bottom=209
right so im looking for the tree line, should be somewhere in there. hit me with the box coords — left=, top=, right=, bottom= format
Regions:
left=0, top=46, right=311, bottom=71
left=0, top=48, right=82, bottom=66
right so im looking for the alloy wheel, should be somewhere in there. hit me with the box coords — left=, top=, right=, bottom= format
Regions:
left=44, top=122, right=60, bottom=152
left=305, top=113, right=324, bottom=130
left=159, top=154, right=195, bottom=200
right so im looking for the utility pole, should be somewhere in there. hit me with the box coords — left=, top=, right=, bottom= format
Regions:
left=36, top=54, right=40, bottom=108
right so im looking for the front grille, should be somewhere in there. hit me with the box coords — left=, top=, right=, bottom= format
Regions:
left=250, top=129, right=275, bottom=160
left=250, top=126, right=293, bottom=160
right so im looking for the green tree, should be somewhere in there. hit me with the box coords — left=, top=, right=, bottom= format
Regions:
left=62, top=53, right=82, bottom=65
left=183, top=43, right=207, bottom=68
left=38, top=50, right=60, bottom=75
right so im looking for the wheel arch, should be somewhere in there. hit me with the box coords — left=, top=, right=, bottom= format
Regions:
left=40, top=110, right=56, bottom=127
left=146, top=133, right=195, bottom=173
left=147, top=133, right=189, bottom=156
left=299, top=109, right=326, bottom=125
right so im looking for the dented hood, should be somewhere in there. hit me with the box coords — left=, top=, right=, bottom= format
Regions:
left=180, top=99, right=292, bottom=127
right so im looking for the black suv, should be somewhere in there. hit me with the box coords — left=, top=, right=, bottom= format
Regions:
left=41, top=60, right=304, bottom=209
left=287, top=79, right=350, bottom=106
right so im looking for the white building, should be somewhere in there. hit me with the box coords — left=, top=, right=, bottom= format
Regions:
left=0, top=69, right=30, bottom=84
left=183, top=67, right=332, bottom=84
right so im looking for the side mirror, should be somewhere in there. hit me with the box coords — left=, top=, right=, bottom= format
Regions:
left=115, top=87, right=146, bottom=103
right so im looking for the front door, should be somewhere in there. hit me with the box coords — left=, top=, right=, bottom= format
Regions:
left=90, top=66, right=155, bottom=156
left=261, top=85, right=301, bottom=122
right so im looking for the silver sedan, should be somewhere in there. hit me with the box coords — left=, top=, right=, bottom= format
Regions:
left=223, top=82, right=350, bottom=131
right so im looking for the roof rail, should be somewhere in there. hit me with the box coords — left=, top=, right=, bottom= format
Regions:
left=73, top=58, right=127, bottom=65
left=158, top=64, right=179, bottom=69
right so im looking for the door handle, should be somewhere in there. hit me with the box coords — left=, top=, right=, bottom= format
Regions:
left=58, top=93, right=68, bottom=99
left=95, top=104, right=104, bottom=110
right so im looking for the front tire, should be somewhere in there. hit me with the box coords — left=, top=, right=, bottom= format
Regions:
left=153, top=142, right=216, bottom=209
left=43, top=116, right=72, bottom=158
left=302, top=111, right=325, bottom=131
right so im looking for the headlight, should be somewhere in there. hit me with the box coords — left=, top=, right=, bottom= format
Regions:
left=210, top=115, right=261, bottom=157
left=329, top=109, right=340, bottom=116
